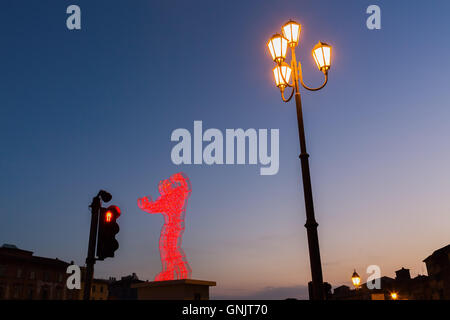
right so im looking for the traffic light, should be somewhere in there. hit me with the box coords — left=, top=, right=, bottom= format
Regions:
left=97, top=205, right=121, bottom=260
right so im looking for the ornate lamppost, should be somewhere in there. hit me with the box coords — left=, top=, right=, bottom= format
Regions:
left=266, top=20, right=332, bottom=300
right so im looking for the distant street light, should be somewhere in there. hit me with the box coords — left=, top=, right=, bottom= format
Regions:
left=266, top=19, right=332, bottom=300
left=352, top=270, right=361, bottom=289
left=391, top=292, right=399, bottom=300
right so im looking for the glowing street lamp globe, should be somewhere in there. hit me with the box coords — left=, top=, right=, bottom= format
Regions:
left=282, top=20, right=301, bottom=47
left=273, top=63, right=292, bottom=89
left=267, top=33, right=288, bottom=63
left=312, top=41, right=332, bottom=73
left=351, top=270, right=361, bottom=288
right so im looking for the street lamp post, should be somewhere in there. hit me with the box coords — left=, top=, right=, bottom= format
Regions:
left=267, top=20, right=332, bottom=300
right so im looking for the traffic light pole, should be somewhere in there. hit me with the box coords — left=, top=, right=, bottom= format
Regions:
left=83, top=195, right=100, bottom=300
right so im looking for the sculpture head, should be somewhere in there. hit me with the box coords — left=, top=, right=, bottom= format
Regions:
left=170, top=172, right=192, bottom=193
left=157, top=172, right=191, bottom=195
left=158, top=179, right=174, bottom=195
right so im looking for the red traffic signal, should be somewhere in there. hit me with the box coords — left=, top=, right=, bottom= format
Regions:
left=104, top=205, right=120, bottom=223
left=97, top=205, right=121, bottom=260
left=105, top=211, right=112, bottom=222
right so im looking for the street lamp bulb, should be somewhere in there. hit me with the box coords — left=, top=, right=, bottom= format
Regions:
left=267, top=33, right=288, bottom=63
left=282, top=20, right=301, bottom=47
left=273, top=63, right=292, bottom=89
left=391, top=292, right=398, bottom=300
left=312, top=41, right=332, bottom=72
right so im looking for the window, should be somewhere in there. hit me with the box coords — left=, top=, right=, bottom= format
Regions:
left=27, top=286, right=34, bottom=300
left=41, top=287, right=49, bottom=300
left=13, top=285, right=23, bottom=299
left=92, top=285, right=96, bottom=292
left=43, top=272, right=49, bottom=282
left=30, top=271, right=36, bottom=280
left=17, top=269, right=23, bottom=279
left=100, top=286, right=103, bottom=293
left=55, top=288, right=62, bottom=300
left=0, top=265, right=6, bottom=277
left=58, top=273, right=63, bottom=282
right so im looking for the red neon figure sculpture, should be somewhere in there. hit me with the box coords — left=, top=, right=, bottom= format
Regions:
left=137, top=172, right=192, bottom=281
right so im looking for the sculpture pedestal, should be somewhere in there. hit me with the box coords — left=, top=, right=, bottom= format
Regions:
left=131, top=279, right=216, bottom=300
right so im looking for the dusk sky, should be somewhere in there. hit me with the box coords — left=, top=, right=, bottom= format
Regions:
left=1, top=0, right=450, bottom=299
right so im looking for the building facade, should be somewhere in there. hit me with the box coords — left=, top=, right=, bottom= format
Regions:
left=79, top=279, right=109, bottom=300
left=423, top=244, right=450, bottom=299
left=108, top=273, right=143, bottom=300
left=77, top=266, right=109, bottom=300
left=0, top=244, right=79, bottom=300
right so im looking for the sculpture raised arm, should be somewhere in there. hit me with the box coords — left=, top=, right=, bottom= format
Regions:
left=137, top=195, right=166, bottom=214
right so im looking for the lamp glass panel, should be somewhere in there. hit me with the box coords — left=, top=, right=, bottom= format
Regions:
left=282, top=23, right=300, bottom=45
left=273, top=65, right=291, bottom=87
left=282, top=65, right=292, bottom=85
left=323, top=46, right=331, bottom=67
left=268, top=36, right=288, bottom=61
left=268, top=40, right=276, bottom=61
left=312, top=54, right=320, bottom=70
left=313, top=47, right=325, bottom=69
left=272, top=67, right=280, bottom=86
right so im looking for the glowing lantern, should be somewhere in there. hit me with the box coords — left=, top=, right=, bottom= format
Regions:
left=282, top=20, right=301, bottom=47
left=267, top=34, right=288, bottom=63
left=273, top=63, right=292, bottom=89
left=312, top=41, right=332, bottom=72
left=352, top=270, right=361, bottom=288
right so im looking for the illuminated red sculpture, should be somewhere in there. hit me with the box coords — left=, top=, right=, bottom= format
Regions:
left=137, top=172, right=192, bottom=281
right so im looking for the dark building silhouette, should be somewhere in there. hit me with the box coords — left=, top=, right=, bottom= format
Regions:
left=332, top=276, right=395, bottom=300
left=395, top=267, right=411, bottom=281
left=423, top=244, right=450, bottom=299
left=308, top=281, right=333, bottom=300
left=0, top=244, right=79, bottom=300
left=331, top=244, right=450, bottom=300
left=332, top=285, right=351, bottom=299
left=108, top=273, right=144, bottom=300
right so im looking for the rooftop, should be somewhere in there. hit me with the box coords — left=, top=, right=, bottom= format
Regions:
left=0, top=243, right=71, bottom=267
left=423, top=244, right=450, bottom=262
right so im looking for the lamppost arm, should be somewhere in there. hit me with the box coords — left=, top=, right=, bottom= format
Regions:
left=298, top=62, right=329, bottom=92
left=281, top=86, right=295, bottom=102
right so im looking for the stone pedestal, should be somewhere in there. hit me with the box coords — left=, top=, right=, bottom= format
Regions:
left=131, top=279, right=216, bottom=300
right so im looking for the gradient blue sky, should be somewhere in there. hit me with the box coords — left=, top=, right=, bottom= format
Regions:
left=1, top=0, right=450, bottom=299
